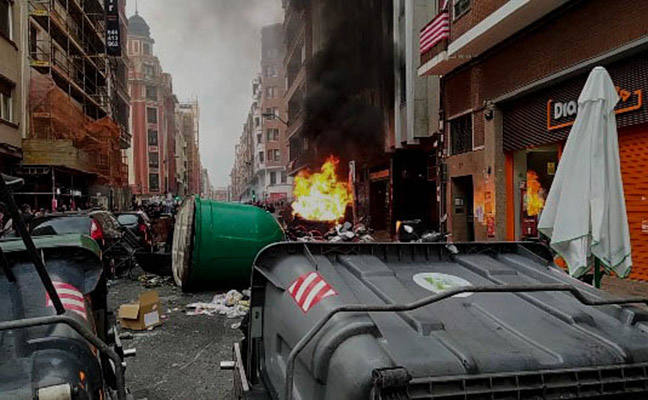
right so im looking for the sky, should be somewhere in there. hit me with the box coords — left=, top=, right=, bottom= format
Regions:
left=125, top=0, right=283, bottom=188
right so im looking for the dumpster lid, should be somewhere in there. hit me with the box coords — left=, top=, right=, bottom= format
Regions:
left=0, top=234, right=101, bottom=257
left=252, top=242, right=648, bottom=398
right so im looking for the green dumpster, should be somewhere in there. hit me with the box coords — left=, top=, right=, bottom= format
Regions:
left=172, top=196, right=284, bottom=290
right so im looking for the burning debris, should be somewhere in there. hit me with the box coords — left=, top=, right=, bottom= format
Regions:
left=286, top=156, right=373, bottom=242
left=525, top=170, right=546, bottom=217
left=291, top=156, right=353, bottom=222
left=287, top=219, right=375, bottom=243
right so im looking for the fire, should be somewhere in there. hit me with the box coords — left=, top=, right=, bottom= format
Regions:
left=291, top=156, right=353, bottom=222
left=525, top=170, right=545, bottom=217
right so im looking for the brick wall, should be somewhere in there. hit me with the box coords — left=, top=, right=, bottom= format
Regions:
left=441, top=0, right=648, bottom=241
left=450, top=0, right=508, bottom=41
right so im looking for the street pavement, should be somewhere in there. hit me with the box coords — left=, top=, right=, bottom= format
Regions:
left=108, top=272, right=242, bottom=400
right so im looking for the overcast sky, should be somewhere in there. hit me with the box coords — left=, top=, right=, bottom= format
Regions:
left=126, top=0, right=283, bottom=188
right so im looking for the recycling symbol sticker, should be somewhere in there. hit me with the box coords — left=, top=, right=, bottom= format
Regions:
left=413, top=272, right=473, bottom=298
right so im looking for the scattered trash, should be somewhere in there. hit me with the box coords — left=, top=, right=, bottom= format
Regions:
left=118, top=290, right=163, bottom=331
left=287, top=219, right=377, bottom=243
left=138, top=274, right=174, bottom=288
left=231, top=322, right=241, bottom=329
left=185, top=289, right=250, bottom=320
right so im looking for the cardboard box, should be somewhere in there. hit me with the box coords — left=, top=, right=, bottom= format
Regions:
left=118, top=290, right=163, bottom=331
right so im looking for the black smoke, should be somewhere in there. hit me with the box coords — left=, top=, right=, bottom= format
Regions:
left=303, top=0, right=394, bottom=168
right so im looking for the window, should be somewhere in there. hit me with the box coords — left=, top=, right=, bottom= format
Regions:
left=0, top=0, right=12, bottom=40
left=134, top=41, right=139, bottom=53
left=268, top=149, right=280, bottom=162
left=255, top=117, right=260, bottom=127
left=148, top=129, right=158, bottom=146
left=281, top=171, right=287, bottom=183
left=450, top=113, right=473, bottom=155
left=146, top=86, right=157, bottom=101
left=266, top=108, right=272, bottom=115
left=149, top=173, right=159, bottom=191
left=0, top=82, right=12, bottom=122
left=259, top=151, right=264, bottom=162
left=147, top=107, right=157, bottom=123
left=143, top=64, right=155, bottom=76
left=148, top=152, right=159, bottom=168
left=270, top=172, right=276, bottom=185
left=257, top=133, right=262, bottom=144
left=143, top=42, right=151, bottom=55
left=266, top=129, right=279, bottom=141
left=265, top=87, right=276, bottom=98
left=453, top=0, right=471, bottom=20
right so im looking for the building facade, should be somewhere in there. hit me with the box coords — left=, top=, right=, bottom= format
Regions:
left=0, top=0, right=25, bottom=170
left=177, top=99, right=201, bottom=195
left=419, top=0, right=648, bottom=280
left=255, top=24, right=292, bottom=202
left=231, top=96, right=255, bottom=202
left=387, top=0, right=442, bottom=233
left=283, top=0, right=312, bottom=175
left=23, top=0, right=130, bottom=210
left=127, top=12, right=174, bottom=199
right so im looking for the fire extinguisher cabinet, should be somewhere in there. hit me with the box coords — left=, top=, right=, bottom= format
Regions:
left=172, top=196, right=284, bottom=290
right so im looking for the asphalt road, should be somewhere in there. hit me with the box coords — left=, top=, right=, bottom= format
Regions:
left=108, top=273, right=243, bottom=400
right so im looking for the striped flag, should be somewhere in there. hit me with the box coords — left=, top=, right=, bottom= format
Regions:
left=420, top=0, right=450, bottom=54
left=288, top=272, right=337, bottom=313
left=46, top=281, right=87, bottom=319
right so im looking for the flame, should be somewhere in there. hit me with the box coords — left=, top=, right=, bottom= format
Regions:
left=291, top=156, right=353, bottom=222
left=525, top=170, right=545, bottom=217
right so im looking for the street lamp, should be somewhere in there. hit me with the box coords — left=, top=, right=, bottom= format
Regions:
left=261, top=112, right=288, bottom=126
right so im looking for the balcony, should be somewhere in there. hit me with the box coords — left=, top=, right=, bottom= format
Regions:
left=418, top=0, right=569, bottom=76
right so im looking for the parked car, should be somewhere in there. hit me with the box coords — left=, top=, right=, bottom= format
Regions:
left=29, top=211, right=137, bottom=275
left=114, top=211, right=152, bottom=250
left=29, top=212, right=121, bottom=247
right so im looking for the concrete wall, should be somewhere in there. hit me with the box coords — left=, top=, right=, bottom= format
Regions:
left=0, top=0, right=25, bottom=151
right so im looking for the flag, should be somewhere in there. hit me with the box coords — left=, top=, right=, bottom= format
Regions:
left=420, top=0, right=450, bottom=54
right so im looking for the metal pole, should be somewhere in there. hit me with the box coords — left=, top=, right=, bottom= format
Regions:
left=0, top=174, right=65, bottom=314
left=594, top=258, right=602, bottom=288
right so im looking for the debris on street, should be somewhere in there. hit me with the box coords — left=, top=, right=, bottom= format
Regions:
left=138, top=273, right=174, bottom=288
left=185, top=289, right=250, bottom=319
left=118, top=290, right=164, bottom=331
left=286, top=219, right=376, bottom=242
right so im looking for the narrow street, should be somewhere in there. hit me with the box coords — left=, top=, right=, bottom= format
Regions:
left=108, top=274, right=241, bottom=399
left=2, top=0, right=648, bottom=399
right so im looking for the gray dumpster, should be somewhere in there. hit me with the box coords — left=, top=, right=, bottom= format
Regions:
left=234, top=242, right=648, bottom=400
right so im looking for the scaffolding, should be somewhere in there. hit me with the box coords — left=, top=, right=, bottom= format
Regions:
left=26, top=0, right=128, bottom=186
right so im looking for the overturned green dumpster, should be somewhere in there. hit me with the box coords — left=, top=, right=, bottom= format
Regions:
left=172, top=196, right=284, bottom=290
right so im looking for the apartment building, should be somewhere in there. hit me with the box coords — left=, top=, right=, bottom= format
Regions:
left=177, top=99, right=201, bottom=195
left=256, top=23, right=292, bottom=201
left=0, top=0, right=25, bottom=170
left=22, top=0, right=130, bottom=210
left=418, top=0, right=648, bottom=280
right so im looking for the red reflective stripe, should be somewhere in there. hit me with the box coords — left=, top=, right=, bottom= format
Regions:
left=56, top=293, right=85, bottom=301
left=297, top=275, right=322, bottom=308
left=289, top=274, right=306, bottom=296
left=309, top=286, right=337, bottom=310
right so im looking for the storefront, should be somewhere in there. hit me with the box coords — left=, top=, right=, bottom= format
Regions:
left=502, top=51, right=648, bottom=280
